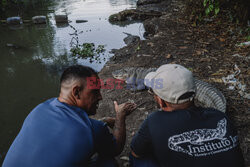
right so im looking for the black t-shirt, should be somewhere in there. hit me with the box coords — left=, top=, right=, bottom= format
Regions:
left=131, top=107, right=244, bottom=167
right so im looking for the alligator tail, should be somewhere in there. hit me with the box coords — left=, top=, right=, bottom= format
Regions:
left=194, top=79, right=226, bottom=113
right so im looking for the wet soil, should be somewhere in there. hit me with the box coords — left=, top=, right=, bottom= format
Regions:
left=93, top=0, right=250, bottom=166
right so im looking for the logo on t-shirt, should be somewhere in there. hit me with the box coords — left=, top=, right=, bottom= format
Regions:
left=168, top=118, right=238, bottom=157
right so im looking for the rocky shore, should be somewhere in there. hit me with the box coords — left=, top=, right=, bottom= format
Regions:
left=94, top=0, right=250, bottom=166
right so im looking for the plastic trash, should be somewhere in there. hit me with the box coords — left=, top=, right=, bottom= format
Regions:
left=237, top=41, right=250, bottom=47
left=222, top=64, right=249, bottom=99
left=32, top=16, right=46, bottom=24
left=6, top=17, right=22, bottom=25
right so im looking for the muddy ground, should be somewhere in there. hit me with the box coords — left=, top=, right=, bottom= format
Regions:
left=93, top=0, right=250, bottom=166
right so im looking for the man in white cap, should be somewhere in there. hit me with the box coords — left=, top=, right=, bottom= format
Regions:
left=130, top=64, right=244, bottom=167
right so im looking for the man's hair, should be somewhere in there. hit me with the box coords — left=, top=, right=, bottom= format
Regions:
left=60, top=65, right=97, bottom=88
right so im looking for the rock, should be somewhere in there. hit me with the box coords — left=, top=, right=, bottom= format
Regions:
left=55, top=15, right=68, bottom=23
left=137, top=0, right=161, bottom=6
left=109, top=9, right=136, bottom=22
left=109, top=9, right=162, bottom=23
left=32, top=16, right=46, bottom=24
left=76, top=19, right=88, bottom=23
left=109, top=49, right=118, bottom=54
left=143, top=18, right=159, bottom=37
left=6, top=17, right=22, bottom=25
left=137, top=0, right=171, bottom=13
left=123, top=33, right=140, bottom=45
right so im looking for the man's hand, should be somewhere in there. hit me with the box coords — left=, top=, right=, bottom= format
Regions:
left=99, top=117, right=116, bottom=128
left=112, top=101, right=136, bottom=155
left=114, top=101, right=137, bottom=118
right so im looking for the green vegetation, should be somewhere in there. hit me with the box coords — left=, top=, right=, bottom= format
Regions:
left=187, top=0, right=249, bottom=25
left=70, top=43, right=106, bottom=58
left=245, top=27, right=250, bottom=41
left=136, top=45, right=140, bottom=52
left=69, top=24, right=106, bottom=62
left=0, top=0, right=55, bottom=18
left=246, top=35, right=250, bottom=41
left=203, top=0, right=220, bottom=16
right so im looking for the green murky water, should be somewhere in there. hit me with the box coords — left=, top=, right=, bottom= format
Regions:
left=0, top=0, right=144, bottom=163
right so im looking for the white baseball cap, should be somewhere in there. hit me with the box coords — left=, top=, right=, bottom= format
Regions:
left=144, top=64, right=196, bottom=104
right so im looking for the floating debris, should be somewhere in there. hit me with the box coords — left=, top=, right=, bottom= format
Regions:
left=6, top=17, right=22, bottom=25
left=76, top=19, right=88, bottom=23
left=32, top=16, right=46, bottom=24
left=55, top=15, right=68, bottom=23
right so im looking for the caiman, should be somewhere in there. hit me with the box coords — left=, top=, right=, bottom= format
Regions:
left=112, top=67, right=226, bottom=113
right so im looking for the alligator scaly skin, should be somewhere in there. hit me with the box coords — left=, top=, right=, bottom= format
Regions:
left=112, top=67, right=226, bottom=112
left=194, top=79, right=226, bottom=113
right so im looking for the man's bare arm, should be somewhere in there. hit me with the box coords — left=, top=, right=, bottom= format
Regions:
left=99, top=117, right=116, bottom=128
left=113, top=101, right=136, bottom=155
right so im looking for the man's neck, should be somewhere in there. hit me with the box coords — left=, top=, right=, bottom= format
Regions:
left=58, top=92, right=77, bottom=107
left=162, top=101, right=195, bottom=112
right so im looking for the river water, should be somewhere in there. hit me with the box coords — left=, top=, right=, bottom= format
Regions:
left=0, top=0, right=144, bottom=163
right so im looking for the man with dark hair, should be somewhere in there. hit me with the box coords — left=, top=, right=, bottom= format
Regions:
left=130, top=64, right=244, bottom=167
left=3, top=65, right=136, bottom=167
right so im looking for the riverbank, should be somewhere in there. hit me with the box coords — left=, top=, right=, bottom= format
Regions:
left=95, top=0, right=250, bottom=166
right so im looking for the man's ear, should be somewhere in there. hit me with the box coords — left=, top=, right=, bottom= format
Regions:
left=154, top=95, right=162, bottom=107
left=72, top=85, right=81, bottom=99
left=154, top=95, right=168, bottom=110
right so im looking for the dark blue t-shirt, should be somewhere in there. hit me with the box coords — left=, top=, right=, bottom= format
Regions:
left=3, top=98, right=116, bottom=167
left=131, top=107, right=244, bottom=167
